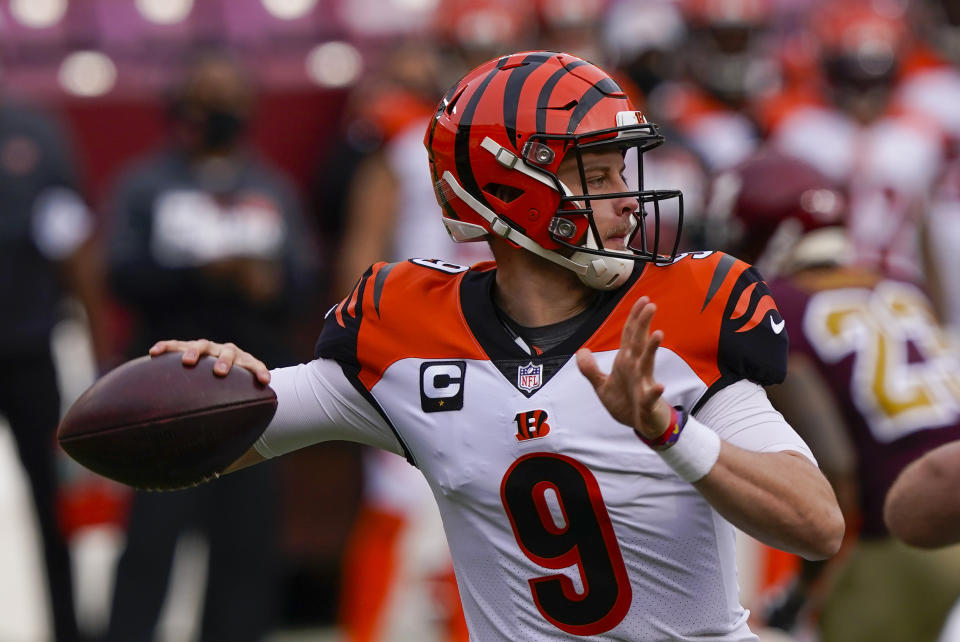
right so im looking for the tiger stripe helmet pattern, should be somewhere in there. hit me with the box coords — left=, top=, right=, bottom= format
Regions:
left=424, top=50, right=684, bottom=290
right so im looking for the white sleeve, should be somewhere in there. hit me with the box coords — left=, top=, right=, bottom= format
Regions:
left=694, top=379, right=818, bottom=466
left=253, top=359, right=404, bottom=459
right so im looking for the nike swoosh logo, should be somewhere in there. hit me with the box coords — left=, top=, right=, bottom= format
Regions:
left=770, top=318, right=785, bottom=334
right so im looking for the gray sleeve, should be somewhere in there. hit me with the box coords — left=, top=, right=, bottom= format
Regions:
left=254, top=358, right=403, bottom=458
left=694, top=379, right=818, bottom=466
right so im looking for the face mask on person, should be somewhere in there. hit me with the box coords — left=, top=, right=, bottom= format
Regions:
left=201, top=109, right=246, bottom=149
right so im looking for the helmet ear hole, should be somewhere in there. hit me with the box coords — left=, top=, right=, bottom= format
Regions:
left=483, top=182, right=524, bottom=204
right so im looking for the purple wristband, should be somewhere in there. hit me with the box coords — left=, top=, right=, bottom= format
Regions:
left=637, top=406, right=687, bottom=451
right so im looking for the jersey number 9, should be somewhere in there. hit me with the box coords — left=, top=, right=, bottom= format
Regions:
left=500, top=453, right=632, bottom=635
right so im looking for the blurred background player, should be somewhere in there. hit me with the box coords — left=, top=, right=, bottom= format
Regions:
left=929, top=157, right=960, bottom=334
left=534, top=0, right=607, bottom=65
left=0, top=83, right=109, bottom=642
left=601, top=0, right=688, bottom=114
left=653, top=0, right=784, bottom=171
left=101, top=49, right=318, bottom=642
left=902, top=0, right=960, bottom=333
left=894, top=0, right=960, bottom=155
left=707, top=150, right=960, bottom=641
left=764, top=1, right=946, bottom=284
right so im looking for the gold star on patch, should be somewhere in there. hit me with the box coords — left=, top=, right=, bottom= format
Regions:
left=438, top=400, right=445, bottom=407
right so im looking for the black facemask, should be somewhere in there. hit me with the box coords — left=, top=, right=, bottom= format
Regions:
left=202, top=109, right=246, bottom=149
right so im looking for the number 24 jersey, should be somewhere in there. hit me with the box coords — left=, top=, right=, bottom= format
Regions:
left=270, top=252, right=791, bottom=640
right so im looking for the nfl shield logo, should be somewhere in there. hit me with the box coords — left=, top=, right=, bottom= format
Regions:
left=517, top=362, right=543, bottom=393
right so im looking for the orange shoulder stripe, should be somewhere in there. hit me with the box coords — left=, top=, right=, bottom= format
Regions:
left=585, top=253, right=750, bottom=388
left=736, top=295, right=776, bottom=333
left=355, top=262, right=488, bottom=390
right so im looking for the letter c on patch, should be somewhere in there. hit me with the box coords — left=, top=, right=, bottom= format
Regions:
left=419, top=361, right=466, bottom=412
left=423, top=364, right=463, bottom=398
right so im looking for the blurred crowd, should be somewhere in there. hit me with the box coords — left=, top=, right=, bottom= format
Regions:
left=5, top=0, right=960, bottom=640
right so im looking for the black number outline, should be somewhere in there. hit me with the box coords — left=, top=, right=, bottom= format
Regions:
left=500, top=452, right=632, bottom=635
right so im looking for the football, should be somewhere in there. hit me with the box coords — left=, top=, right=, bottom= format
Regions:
left=57, top=352, right=277, bottom=490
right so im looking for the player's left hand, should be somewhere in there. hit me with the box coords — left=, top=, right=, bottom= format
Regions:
left=577, top=296, right=672, bottom=441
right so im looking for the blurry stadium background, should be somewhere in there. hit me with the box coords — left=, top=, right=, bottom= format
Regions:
left=1, top=0, right=959, bottom=639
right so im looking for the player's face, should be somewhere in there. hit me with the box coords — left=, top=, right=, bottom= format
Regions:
left=557, top=149, right=639, bottom=252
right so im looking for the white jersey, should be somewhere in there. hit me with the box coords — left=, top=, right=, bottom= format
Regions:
left=257, top=253, right=814, bottom=640
left=894, top=64, right=960, bottom=147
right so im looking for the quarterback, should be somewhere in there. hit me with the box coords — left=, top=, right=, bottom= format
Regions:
left=153, top=52, right=843, bottom=640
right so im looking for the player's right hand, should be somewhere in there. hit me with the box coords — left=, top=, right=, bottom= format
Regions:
left=577, top=296, right=671, bottom=441
left=149, top=339, right=271, bottom=385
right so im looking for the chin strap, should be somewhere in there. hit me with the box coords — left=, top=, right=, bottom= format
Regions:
left=570, top=236, right=635, bottom=290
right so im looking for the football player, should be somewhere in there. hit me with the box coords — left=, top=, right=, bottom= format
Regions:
left=707, top=150, right=960, bottom=641
left=153, top=51, right=842, bottom=640
left=765, top=2, right=947, bottom=284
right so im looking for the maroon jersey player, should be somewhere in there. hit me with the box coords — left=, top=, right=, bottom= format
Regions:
left=709, top=150, right=960, bottom=642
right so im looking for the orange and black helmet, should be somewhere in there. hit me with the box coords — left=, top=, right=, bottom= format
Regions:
left=424, top=50, right=683, bottom=289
